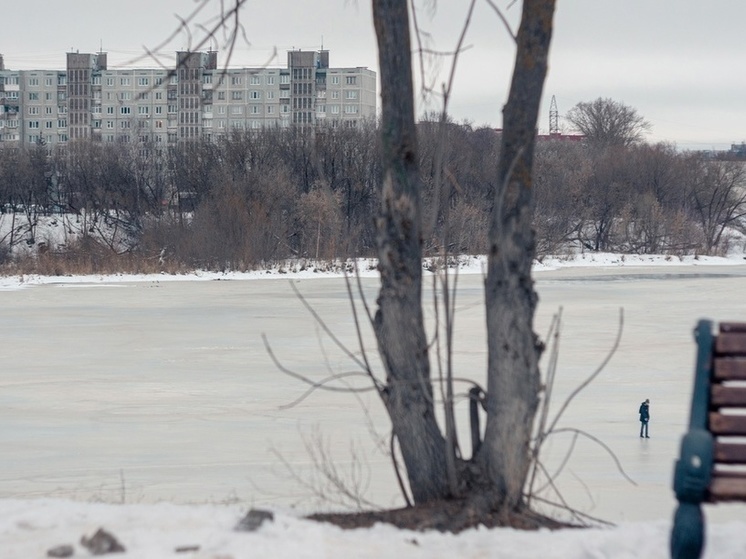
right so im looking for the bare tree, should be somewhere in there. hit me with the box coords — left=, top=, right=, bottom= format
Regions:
left=565, top=97, right=651, bottom=148
left=372, top=0, right=556, bottom=517
left=684, top=156, right=746, bottom=254
left=533, top=141, right=589, bottom=255
left=482, top=0, right=554, bottom=509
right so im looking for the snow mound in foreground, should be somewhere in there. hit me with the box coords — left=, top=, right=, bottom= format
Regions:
left=1, top=498, right=744, bottom=559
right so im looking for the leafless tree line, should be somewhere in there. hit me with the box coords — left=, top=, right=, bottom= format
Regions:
left=0, top=118, right=744, bottom=271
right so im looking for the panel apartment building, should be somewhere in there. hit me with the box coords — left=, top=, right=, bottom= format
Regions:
left=0, top=50, right=377, bottom=147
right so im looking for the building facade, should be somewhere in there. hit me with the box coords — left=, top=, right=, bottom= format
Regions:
left=0, top=50, right=376, bottom=147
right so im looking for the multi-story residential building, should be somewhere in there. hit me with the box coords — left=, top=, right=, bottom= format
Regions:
left=0, top=49, right=376, bottom=147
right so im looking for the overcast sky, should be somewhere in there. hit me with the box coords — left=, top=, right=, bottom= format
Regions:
left=3, top=0, right=744, bottom=150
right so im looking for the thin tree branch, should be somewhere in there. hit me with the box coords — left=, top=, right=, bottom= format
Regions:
left=545, top=308, right=624, bottom=437
left=483, top=0, right=518, bottom=42
left=546, top=427, right=637, bottom=486
left=391, top=432, right=414, bottom=507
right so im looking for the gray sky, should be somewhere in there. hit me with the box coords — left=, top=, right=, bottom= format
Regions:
left=3, top=0, right=745, bottom=150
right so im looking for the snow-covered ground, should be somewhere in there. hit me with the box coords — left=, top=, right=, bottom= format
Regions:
left=2, top=498, right=745, bottom=559
left=1, top=250, right=745, bottom=290
left=1, top=251, right=746, bottom=558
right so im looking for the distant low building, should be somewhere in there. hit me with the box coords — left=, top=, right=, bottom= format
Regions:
left=537, top=131, right=585, bottom=142
left=0, top=49, right=376, bottom=148
left=730, top=142, right=746, bottom=158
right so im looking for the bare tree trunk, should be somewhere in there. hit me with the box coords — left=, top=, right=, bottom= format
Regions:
left=372, top=0, right=449, bottom=504
left=482, top=0, right=555, bottom=510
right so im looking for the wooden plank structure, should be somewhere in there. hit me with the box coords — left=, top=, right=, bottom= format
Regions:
left=671, top=320, right=746, bottom=559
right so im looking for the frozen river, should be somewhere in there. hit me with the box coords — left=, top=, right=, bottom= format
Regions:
left=1, top=264, right=745, bottom=524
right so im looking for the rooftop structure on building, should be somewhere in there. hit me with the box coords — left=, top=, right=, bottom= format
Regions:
left=0, top=49, right=376, bottom=147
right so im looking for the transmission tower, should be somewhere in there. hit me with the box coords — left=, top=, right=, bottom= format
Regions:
left=549, top=95, right=559, bottom=135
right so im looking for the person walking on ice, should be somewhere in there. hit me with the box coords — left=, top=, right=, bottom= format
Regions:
left=639, top=398, right=650, bottom=438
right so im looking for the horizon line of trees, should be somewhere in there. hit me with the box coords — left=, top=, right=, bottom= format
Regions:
left=0, top=101, right=745, bottom=272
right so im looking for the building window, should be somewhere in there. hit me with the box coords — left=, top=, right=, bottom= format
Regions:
left=138, top=77, right=149, bottom=86
left=107, top=121, right=114, bottom=129
left=107, top=107, right=115, bottom=115
left=345, top=90, right=358, bottom=100
left=250, top=75, right=261, bottom=85
left=155, top=106, right=163, bottom=114
left=280, top=74, right=290, bottom=85
left=28, top=107, right=40, bottom=115
left=331, top=76, right=340, bottom=85
left=58, top=119, right=67, bottom=128
left=92, top=76, right=101, bottom=85
left=28, top=78, right=39, bottom=87
left=217, top=91, right=226, bottom=101
left=231, top=76, right=241, bottom=85
left=29, top=92, right=39, bottom=101
left=281, top=104, right=289, bottom=113
left=250, top=91, right=260, bottom=100
left=267, top=76, right=275, bottom=85
left=266, top=91, right=275, bottom=100
left=45, top=121, right=54, bottom=129
left=330, top=105, right=339, bottom=114
left=317, top=105, right=326, bottom=113
left=344, top=105, right=358, bottom=114
left=121, top=106, right=131, bottom=115
left=231, top=106, right=243, bottom=115
left=45, top=106, right=54, bottom=115
left=138, top=106, right=149, bottom=115
left=267, top=105, right=275, bottom=114
left=203, top=74, right=213, bottom=84
left=120, top=92, right=132, bottom=100
left=28, top=121, right=40, bottom=129
left=106, top=78, right=114, bottom=86
left=120, top=121, right=130, bottom=128
left=168, top=105, right=177, bottom=113
left=232, top=91, right=242, bottom=100
left=251, top=106, right=259, bottom=114
left=345, top=76, right=357, bottom=85
left=331, top=91, right=339, bottom=99
left=120, top=78, right=131, bottom=86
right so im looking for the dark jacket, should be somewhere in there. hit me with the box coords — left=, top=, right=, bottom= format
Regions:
left=639, top=401, right=650, bottom=422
